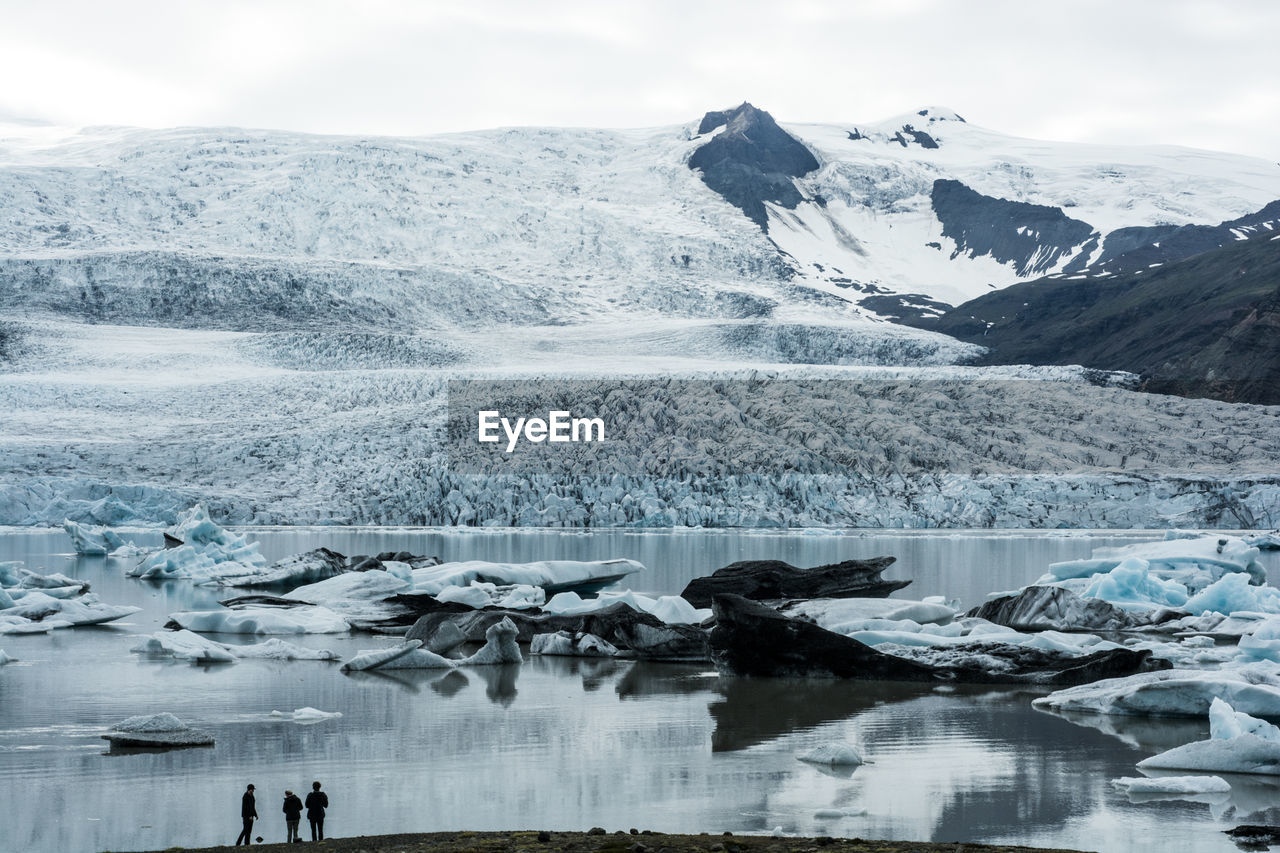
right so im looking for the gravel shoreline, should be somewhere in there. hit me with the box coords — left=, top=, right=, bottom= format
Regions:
left=122, top=828, right=1092, bottom=853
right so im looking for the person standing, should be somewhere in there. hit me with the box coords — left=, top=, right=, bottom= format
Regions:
left=235, top=784, right=258, bottom=846
left=282, top=789, right=303, bottom=843
left=305, top=780, right=329, bottom=841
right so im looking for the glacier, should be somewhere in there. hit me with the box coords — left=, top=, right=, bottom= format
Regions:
left=0, top=112, right=1278, bottom=528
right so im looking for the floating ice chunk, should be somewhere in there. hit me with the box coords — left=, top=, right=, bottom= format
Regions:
left=1185, top=572, right=1280, bottom=616
left=1076, top=559, right=1189, bottom=611
left=412, top=559, right=642, bottom=596
left=270, top=707, right=342, bottom=723
left=437, top=583, right=498, bottom=609
left=812, top=808, right=866, bottom=818
left=339, top=639, right=423, bottom=672
left=0, top=613, right=68, bottom=634
left=168, top=606, right=348, bottom=634
left=1139, top=699, right=1280, bottom=775
left=0, top=650, right=12, bottom=665
left=4, top=591, right=140, bottom=627
left=1239, top=617, right=1280, bottom=662
left=114, top=713, right=188, bottom=732
left=130, top=505, right=267, bottom=582
left=132, top=630, right=238, bottom=663
left=460, top=617, right=522, bottom=665
left=1245, top=532, right=1280, bottom=551
left=1034, top=663, right=1280, bottom=718
left=282, top=570, right=410, bottom=619
left=541, top=589, right=710, bottom=625
left=363, top=647, right=458, bottom=669
left=1048, top=534, right=1264, bottom=591
left=229, top=639, right=340, bottom=660
left=1112, top=775, right=1231, bottom=794
left=798, top=743, right=864, bottom=766
left=530, top=631, right=619, bottom=657
left=785, top=597, right=957, bottom=632
left=132, top=630, right=339, bottom=662
left=221, top=547, right=350, bottom=590
left=16, top=569, right=89, bottom=592
left=63, top=520, right=128, bottom=555
left=104, top=712, right=214, bottom=748
left=498, top=585, right=546, bottom=610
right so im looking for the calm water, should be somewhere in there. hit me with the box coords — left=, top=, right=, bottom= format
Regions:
left=1, top=528, right=1277, bottom=853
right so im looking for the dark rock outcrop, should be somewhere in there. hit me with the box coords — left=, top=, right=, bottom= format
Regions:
left=931, top=179, right=1098, bottom=277
left=708, top=594, right=1167, bottom=684
left=915, top=225, right=1280, bottom=405
left=689, top=102, right=819, bottom=231
left=404, top=601, right=709, bottom=661
left=680, top=556, right=908, bottom=608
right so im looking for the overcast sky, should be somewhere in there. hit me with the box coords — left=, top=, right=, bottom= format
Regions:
left=1, top=0, right=1276, bottom=158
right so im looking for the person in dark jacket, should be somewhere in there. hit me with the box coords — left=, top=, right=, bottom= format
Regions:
left=305, top=780, right=329, bottom=841
left=235, top=784, right=258, bottom=846
left=282, top=790, right=303, bottom=843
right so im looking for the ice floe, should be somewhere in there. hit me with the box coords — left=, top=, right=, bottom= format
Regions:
left=1138, top=698, right=1280, bottom=775
left=530, top=631, right=619, bottom=657
left=0, top=562, right=139, bottom=633
left=1034, top=663, right=1280, bottom=718
left=1112, top=775, right=1231, bottom=794
left=542, top=589, right=710, bottom=625
left=103, top=713, right=214, bottom=748
left=167, top=605, right=349, bottom=634
left=797, top=743, right=865, bottom=766
left=411, top=559, right=642, bottom=596
left=270, top=707, right=342, bottom=723
left=339, top=639, right=423, bottom=672
left=131, top=629, right=340, bottom=663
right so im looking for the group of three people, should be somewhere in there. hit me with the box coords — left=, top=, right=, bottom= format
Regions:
left=236, top=780, right=329, bottom=845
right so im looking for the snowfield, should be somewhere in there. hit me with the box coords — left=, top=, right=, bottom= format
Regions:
left=1, top=113, right=1279, bottom=528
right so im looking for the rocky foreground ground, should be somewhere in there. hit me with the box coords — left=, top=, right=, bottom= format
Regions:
left=124, top=829, right=1090, bottom=853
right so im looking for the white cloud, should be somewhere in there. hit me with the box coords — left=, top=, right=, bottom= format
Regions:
left=0, top=0, right=1276, bottom=158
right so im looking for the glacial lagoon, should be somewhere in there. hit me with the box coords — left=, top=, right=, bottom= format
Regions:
left=2, top=528, right=1278, bottom=853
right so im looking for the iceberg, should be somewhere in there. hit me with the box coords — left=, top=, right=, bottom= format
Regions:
left=411, top=559, right=642, bottom=596
left=358, top=647, right=459, bottom=670
left=1112, top=775, right=1231, bottom=794
left=0, top=650, right=12, bottom=665
left=167, top=605, right=349, bottom=634
left=530, top=631, right=619, bottom=657
left=1047, top=534, right=1264, bottom=589
left=129, top=504, right=267, bottom=582
left=63, top=520, right=130, bottom=556
left=132, top=630, right=340, bottom=662
left=459, top=617, right=523, bottom=665
left=103, top=713, right=214, bottom=749
left=797, top=743, right=865, bottom=766
left=219, top=547, right=349, bottom=589
left=1139, top=698, right=1280, bottom=775
left=270, top=707, right=342, bottom=723
left=339, top=639, right=423, bottom=672
left=783, top=597, right=957, bottom=633
left=542, top=590, right=711, bottom=625
left=1034, top=663, right=1280, bottom=718
left=281, top=569, right=411, bottom=620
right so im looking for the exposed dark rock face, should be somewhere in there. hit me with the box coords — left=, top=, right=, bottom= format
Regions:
left=708, top=594, right=1167, bottom=684
left=1091, top=199, right=1280, bottom=275
left=915, top=229, right=1280, bottom=404
left=931, top=179, right=1097, bottom=276
left=857, top=292, right=953, bottom=323
left=402, top=601, right=709, bottom=661
left=968, top=585, right=1163, bottom=632
left=689, top=102, right=819, bottom=231
left=680, top=556, right=908, bottom=608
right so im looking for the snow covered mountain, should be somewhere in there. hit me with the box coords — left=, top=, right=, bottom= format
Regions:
left=3, top=105, right=1278, bottom=338
left=1, top=107, right=1278, bottom=528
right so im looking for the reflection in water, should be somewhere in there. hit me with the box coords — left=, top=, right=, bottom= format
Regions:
left=707, top=677, right=938, bottom=752
left=3, top=528, right=1279, bottom=853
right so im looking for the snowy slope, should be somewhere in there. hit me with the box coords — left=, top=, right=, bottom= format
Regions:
left=774, top=108, right=1280, bottom=309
